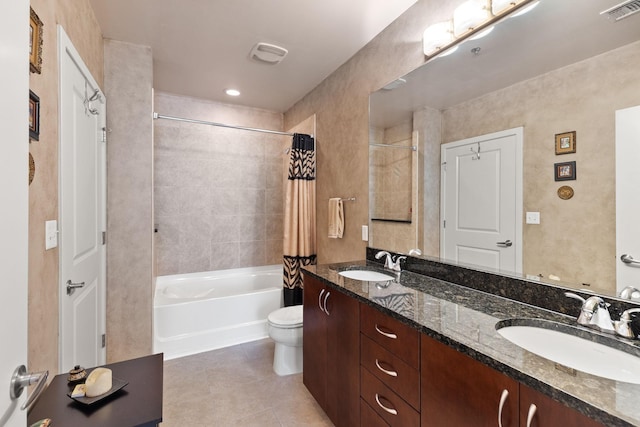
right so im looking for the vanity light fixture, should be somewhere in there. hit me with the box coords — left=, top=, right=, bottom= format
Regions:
left=454, top=0, right=490, bottom=37
left=225, top=88, right=241, bottom=97
left=422, top=21, right=455, bottom=56
left=510, top=0, right=539, bottom=17
left=423, top=0, right=537, bottom=59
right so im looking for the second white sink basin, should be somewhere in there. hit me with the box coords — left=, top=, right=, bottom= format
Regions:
left=338, top=269, right=394, bottom=282
left=496, top=319, right=640, bottom=384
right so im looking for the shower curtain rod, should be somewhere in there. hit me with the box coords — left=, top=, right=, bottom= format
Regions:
left=153, top=112, right=303, bottom=137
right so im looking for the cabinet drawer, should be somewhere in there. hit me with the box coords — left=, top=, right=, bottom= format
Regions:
left=361, top=399, right=390, bottom=427
left=360, top=303, right=420, bottom=368
left=361, top=367, right=420, bottom=427
left=361, top=334, right=420, bottom=410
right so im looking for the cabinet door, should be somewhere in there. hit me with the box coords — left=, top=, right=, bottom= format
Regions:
left=519, top=384, right=605, bottom=427
left=326, top=286, right=360, bottom=427
left=303, top=275, right=328, bottom=410
left=421, top=335, right=518, bottom=427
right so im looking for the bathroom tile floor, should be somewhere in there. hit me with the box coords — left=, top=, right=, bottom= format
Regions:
left=162, top=338, right=334, bottom=426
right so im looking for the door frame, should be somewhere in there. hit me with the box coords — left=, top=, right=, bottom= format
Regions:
left=58, top=25, right=107, bottom=371
left=440, top=127, right=523, bottom=273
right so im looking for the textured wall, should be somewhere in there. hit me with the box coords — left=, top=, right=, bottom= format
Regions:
left=283, top=0, right=458, bottom=264
left=154, top=92, right=287, bottom=275
left=442, top=41, right=640, bottom=294
left=104, top=40, right=154, bottom=362
left=28, top=0, right=104, bottom=376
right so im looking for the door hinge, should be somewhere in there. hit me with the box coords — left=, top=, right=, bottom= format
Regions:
left=443, top=220, right=446, bottom=228
left=101, top=334, right=106, bottom=348
left=101, top=127, right=107, bottom=143
left=102, top=231, right=106, bottom=245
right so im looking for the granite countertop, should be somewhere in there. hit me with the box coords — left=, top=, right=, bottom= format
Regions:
left=303, top=260, right=640, bottom=427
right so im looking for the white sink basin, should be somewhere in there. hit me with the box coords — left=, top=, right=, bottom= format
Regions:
left=496, top=319, right=640, bottom=384
left=338, top=269, right=395, bottom=282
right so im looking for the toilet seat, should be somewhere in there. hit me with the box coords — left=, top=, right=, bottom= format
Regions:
left=268, top=305, right=303, bottom=328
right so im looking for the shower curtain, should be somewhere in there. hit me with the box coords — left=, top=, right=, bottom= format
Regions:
left=283, top=133, right=316, bottom=306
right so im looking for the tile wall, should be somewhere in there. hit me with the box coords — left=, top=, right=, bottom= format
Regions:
left=154, top=92, right=289, bottom=275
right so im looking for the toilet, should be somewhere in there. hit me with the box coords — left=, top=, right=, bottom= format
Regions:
left=267, top=305, right=303, bottom=376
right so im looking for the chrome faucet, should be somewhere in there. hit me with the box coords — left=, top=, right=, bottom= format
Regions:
left=565, top=292, right=615, bottom=334
left=614, top=308, right=640, bottom=339
left=375, top=251, right=406, bottom=272
left=619, top=286, right=640, bottom=301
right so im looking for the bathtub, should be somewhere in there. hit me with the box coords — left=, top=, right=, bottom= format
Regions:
left=154, top=265, right=283, bottom=360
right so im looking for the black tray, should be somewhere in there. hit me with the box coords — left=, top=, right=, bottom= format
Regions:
left=67, top=377, right=128, bottom=405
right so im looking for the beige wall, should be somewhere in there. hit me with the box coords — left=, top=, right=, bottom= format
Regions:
left=442, top=41, right=640, bottom=294
left=104, top=40, right=154, bottom=362
left=154, top=92, right=287, bottom=275
left=284, top=0, right=458, bottom=263
left=28, top=0, right=103, bottom=376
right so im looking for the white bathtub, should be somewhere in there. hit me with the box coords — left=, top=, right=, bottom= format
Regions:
left=154, top=265, right=283, bottom=360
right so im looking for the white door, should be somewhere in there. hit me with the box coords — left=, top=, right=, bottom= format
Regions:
left=441, top=127, right=523, bottom=274
left=1, top=1, right=29, bottom=424
left=59, top=26, right=107, bottom=373
left=616, top=105, right=640, bottom=295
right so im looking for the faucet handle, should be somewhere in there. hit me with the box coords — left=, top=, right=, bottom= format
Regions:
left=614, top=308, right=640, bottom=339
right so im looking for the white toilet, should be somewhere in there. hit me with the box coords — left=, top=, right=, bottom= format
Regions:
left=267, top=305, right=303, bottom=376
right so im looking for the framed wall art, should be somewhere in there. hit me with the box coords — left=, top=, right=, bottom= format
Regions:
left=30, top=7, right=44, bottom=74
left=554, top=161, right=576, bottom=181
left=555, top=131, right=576, bottom=155
left=29, top=90, right=40, bottom=141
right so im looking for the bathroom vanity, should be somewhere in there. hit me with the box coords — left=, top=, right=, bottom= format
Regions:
left=302, top=257, right=640, bottom=427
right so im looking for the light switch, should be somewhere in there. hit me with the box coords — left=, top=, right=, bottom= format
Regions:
left=525, top=212, right=540, bottom=224
left=45, top=220, right=58, bottom=250
left=361, top=225, right=369, bottom=241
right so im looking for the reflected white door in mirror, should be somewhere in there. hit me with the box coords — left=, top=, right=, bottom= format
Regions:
left=616, top=105, right=640, bottom=296
left=441, top=127, right=523, bottom=274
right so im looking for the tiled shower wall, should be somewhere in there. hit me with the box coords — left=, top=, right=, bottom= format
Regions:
left=154, top=92, right=289, bottom=276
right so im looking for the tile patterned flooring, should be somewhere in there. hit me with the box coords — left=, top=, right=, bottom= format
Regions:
left=162, top=338, right=334, bottom=426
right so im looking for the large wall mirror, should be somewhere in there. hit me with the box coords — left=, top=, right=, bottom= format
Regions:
left=369, top=0, right=640, bottom=299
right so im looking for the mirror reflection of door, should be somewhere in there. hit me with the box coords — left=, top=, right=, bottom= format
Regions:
left=441, top=127, right=523, bottom=274
left=616, top=105, right=640, bottom=296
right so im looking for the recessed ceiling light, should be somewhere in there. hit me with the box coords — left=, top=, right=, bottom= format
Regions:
left=225, top=89, right=240, bottom=97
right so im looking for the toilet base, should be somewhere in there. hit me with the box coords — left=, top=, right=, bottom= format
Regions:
left=273, top=342, right=303, bottom=376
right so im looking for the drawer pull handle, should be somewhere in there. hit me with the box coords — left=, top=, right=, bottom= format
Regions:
left=526, top=403, right=537, bottom=427
left=318, top=289, right=325, bottom=312
left=498, top=389, right=509, bottom=427
left=375, top=393, right=398, bottom=416
left=375, top=359, right=398, bottom=377
left=323, top=291, right=331, bottom=315
left=374, top=324, right=397, bottom=339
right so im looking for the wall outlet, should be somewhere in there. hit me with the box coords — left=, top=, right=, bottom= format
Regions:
left=45, top=220, right=58, bottom=250
left=361, top=225, right=369, bottom=241
left=525, top=211, right=540, bottom=224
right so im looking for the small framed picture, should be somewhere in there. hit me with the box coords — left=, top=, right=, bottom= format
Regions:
left=554, top=161, right=576, bottom=181
left=29, top=90, right=40, bottom=141
left=555, top=131, right=576, bottom=155
left=30, top=7, right=44, bottom=74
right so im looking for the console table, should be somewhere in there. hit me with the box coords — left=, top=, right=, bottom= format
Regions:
left=28, top=353, right=163, bottom=427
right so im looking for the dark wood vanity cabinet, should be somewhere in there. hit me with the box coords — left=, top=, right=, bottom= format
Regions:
left=421, top=335, right=606, bottom=427
left=303, top=275, right=608, bottom=427
left=519, top=384, right=605, bottom=427
left=360, top=303, right=421, bottom=426
left=421, top=335, right=519, bottom=427
left=302, top=275, right=360, bottom=427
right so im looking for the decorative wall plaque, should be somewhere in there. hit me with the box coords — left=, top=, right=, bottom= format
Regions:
left=557, top=185, right=574, bottom=200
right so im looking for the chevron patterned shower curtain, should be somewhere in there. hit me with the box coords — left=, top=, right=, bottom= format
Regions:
left=283, top=133, right=316, bottom=306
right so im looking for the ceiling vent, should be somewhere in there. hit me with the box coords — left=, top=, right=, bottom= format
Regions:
left=601, top=0, right=640, bottom=21
left=250, top=42, right=288, bottom=65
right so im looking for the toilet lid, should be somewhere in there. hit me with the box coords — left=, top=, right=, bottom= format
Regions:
left=268, top=305, right=303, bottom=327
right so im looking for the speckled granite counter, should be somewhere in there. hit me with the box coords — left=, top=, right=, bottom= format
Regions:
left=303, top=261, right=640, bottom=427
